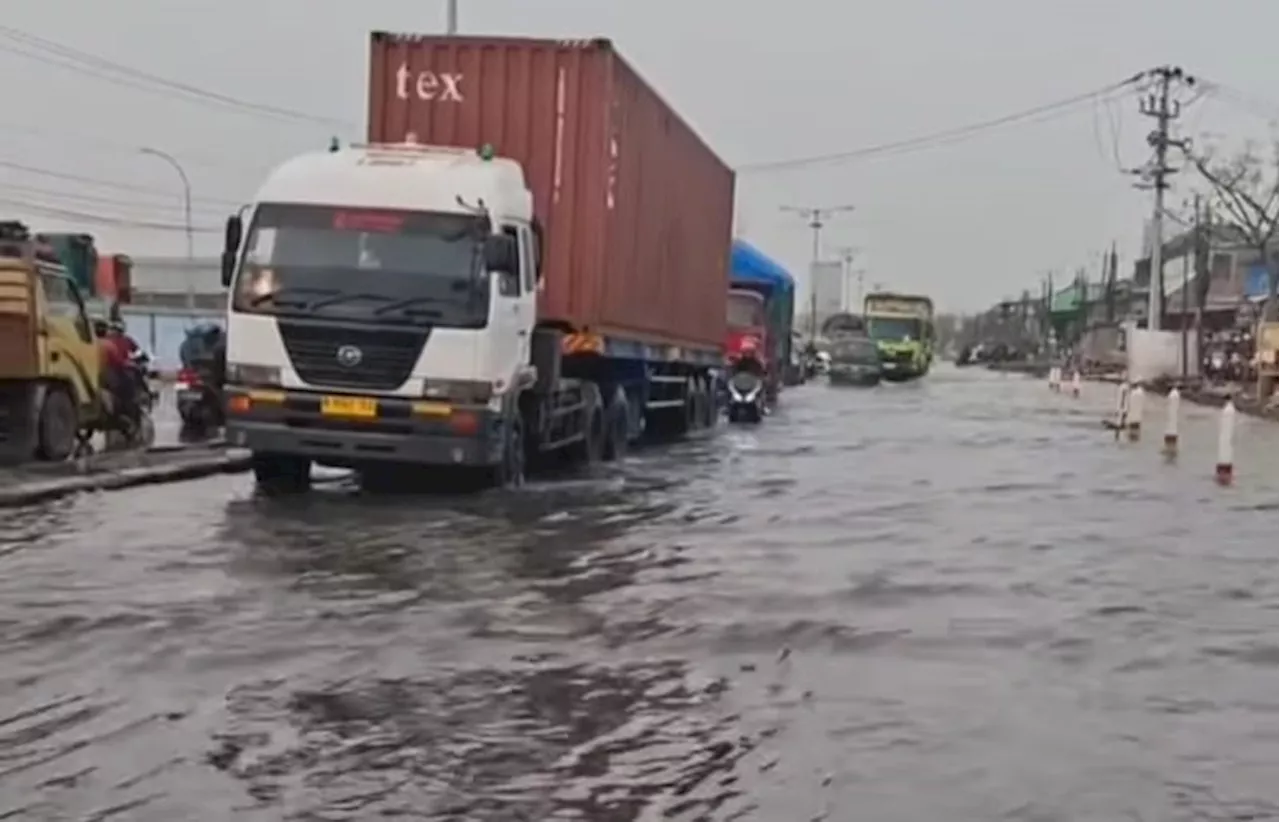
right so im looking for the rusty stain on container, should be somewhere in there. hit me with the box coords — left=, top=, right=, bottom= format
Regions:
left=367, top=33, right=734, bottom=354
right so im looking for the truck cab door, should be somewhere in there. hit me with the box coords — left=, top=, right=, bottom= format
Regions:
left=491, top=226, right=535, bottom=388
left=38, top=272, right=99, bottom=408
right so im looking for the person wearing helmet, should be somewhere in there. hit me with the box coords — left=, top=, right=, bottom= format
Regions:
left=98, top=319, right=145, bottom=421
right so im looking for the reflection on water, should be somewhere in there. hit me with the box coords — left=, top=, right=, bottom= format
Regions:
left=0, top=367, right=1275, bottom=820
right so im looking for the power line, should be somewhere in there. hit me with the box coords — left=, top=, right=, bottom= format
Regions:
left=0, top=118, right=254, bottom=173
left=0, top=197, right=220, bottom=233
left=0, top=158, right=243, bottom=207
left=738, top=73, right=1145, bottom=173
left=1, top=179, right=229, bottom=217
left=0, top=24, right=354, bottom=130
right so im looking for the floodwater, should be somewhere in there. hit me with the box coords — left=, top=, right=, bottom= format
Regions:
left=1, top=367, right=1275, bottom=821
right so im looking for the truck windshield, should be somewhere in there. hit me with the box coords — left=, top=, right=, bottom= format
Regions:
left=231, top=203, right=488, bottom=328
left=867, top=316, right=923, bottom=342
left=727, top=292, right=765, bottom=328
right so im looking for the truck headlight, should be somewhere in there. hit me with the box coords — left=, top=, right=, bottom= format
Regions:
left=422, top=379, right=493, bottom=404
left=227, top=363, right=281, bottom=386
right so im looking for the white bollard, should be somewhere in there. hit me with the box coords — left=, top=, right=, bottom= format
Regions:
left=1126, top=386, right=1144, bottom=441
left=1111, top=381, right=1130, bottom=437
left=1162, top=388, right=1180, bottom=457
left=1215, top=400, right=1236, bottom=485
left=1070, top=370, right=1081, bottom=398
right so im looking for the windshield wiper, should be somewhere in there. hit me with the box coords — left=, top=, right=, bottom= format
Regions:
left=307, top=291, right=394, bottom=312
left=371, top=297, right=445, bottom=319
left=248, top=287, right=340, bottom=308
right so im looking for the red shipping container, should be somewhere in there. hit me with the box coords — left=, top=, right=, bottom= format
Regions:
left=92, top=254, right=133, bottom=304
left=93, top=255, right=117, bottom=300
left=368, top=34, right=734, bottom=355
left=113, top=254, right=133, bottom=304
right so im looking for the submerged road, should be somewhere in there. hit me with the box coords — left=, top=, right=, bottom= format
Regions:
left=1, top=367, right=1275, bottom=821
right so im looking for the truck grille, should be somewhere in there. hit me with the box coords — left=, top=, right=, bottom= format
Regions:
left=278, top=320, right=428, bottom=391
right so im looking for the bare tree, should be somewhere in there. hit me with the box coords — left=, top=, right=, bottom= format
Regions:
left=1184, top=139, right=1279, bottom=316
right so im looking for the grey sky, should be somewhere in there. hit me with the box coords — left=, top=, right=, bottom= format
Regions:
left=3, top=0, right=1276, bottom=311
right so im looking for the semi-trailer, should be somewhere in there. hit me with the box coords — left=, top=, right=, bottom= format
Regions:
left=220, top=34, right=736, bottom=491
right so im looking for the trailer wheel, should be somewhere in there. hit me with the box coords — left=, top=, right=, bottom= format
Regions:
left=602, top=386, right=629, bottom=462
left=697, top=375, right=717, bottom=429
left=680, top=376, right=698, bottom=434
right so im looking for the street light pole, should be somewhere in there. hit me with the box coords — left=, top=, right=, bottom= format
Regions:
left=445, top=0, right=458, bottom=34
left=781, top=204, right=855, bottom=341
left=140, top=146, right=193, bottom=261
left=829, top=244, right=859, bottom=311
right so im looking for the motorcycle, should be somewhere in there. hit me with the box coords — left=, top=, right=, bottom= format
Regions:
left=726, top=357, right=767, bottom=424
left=176, top=364, right=224, bottom=440
left=102, top=348, right=158, bottom=451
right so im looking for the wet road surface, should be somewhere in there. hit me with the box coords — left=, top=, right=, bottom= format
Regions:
left=1, top=366, right=1276, bottom=821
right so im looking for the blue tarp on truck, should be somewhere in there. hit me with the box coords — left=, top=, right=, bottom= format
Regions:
left=731, top=240, right=795, bottom=294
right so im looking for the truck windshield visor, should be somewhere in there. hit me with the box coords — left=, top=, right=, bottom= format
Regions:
left=231, top=203, right=488, bottom=327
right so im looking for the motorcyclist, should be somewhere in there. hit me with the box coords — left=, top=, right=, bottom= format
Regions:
left=179, top=322, right=227, bottom=389
left=95, top=318, right=131, bottom=417
left=101, top=320, right=146, bottom=421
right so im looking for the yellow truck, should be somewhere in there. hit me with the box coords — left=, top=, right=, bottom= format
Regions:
left=863, top=292, right=935, bottom=381
left=0, top=222, right=105, bottom=462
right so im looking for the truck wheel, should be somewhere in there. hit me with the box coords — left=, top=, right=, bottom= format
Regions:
left=602, top=387, right=629, bottom=462
left=494, top=418, right=526, bottom=488
left=251, top=452, right=311, bottom=494
left=36, top=387, right=77, bottom=462
left=569, top=385, right=605, bottom=466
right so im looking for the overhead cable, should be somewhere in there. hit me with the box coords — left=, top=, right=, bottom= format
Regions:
left=0, top=24, right=354, bottom=130
left=738, top=73, right=1146, bottom=173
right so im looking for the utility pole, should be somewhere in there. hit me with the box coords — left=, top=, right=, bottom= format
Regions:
left=828, top=244, right=859, bottom=311
left=1179, top=193, right=1201, bottom=378
left=781, top=204, right=855, bottom=341
left=1136, top=66, right=1195, bottom=331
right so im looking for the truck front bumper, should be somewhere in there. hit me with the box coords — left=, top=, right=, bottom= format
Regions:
left=224, top=387, right=505, bottom=469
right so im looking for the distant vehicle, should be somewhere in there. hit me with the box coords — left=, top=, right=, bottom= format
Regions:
left=220, top=35, right=734, bottom=493
left=729, top=240, right=796, bottom=404
left=864, top=292, right=934, bottom=381
left=0, top=221, right=151, bottom=463
left=176, top=324, right=226, bottom=439
left=827, top=336, right=883, bottom=386
left=724, top=288, right=770, bottom=424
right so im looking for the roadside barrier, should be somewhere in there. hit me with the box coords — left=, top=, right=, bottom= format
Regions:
left=1216, top=401, right=1235, bottom=486
left=1052, top=369, right=1242, bottom=486
left=1162, top=388, right=1180, bottom=458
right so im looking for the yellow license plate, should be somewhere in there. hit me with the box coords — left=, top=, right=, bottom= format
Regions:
left=321, top=395, right=378, bottom=418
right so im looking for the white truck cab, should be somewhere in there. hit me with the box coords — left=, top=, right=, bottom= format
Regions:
left=221, top=141, right=542, bottom=490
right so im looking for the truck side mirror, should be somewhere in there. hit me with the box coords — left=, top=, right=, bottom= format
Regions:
left=221, top=214, right=243, bottom=287
left=483, top=234, right=517, bottom=274
left=220, top=251, right=237, bottom=287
